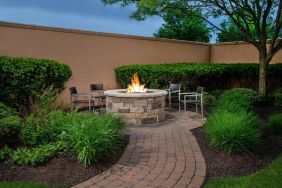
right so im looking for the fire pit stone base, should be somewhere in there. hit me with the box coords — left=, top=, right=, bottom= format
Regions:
left=105, top=90, right=167, bottom=125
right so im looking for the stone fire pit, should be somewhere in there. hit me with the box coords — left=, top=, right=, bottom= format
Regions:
left=104, top=89, right=167, bottom=125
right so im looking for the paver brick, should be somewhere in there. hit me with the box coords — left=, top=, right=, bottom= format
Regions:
left=72, top=111, right=206, bottom=188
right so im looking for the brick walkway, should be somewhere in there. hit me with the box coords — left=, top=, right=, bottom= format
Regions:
left=73, top=112, right=206, bottom=188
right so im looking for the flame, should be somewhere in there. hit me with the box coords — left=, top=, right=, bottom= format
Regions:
left=127, top=72, right=147, bottom=93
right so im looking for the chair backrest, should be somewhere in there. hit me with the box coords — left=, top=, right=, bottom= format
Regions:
left=69, top=87, right=78, bottom=95
left=90, top=84, right=104, bottom=91
left=196, top=86, right=204, bottom=94
left=169, top=83, right=181, bottom=91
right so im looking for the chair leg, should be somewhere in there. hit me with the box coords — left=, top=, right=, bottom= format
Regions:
left=201, top=96, right=204, bottom=117
left=169, top=92, right=171, bottom=108
left=196, top=103, right=198, bottom=113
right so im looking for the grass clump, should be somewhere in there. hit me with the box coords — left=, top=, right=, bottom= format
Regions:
left=63, top=113, right=126, bottom=166
left=10, top=141, right=66, bottom=166
left=269, top=113, right=282, bottom=134
left=204, top=88, right=262, bottom=153
left=205, top=110, right=261, bottom=153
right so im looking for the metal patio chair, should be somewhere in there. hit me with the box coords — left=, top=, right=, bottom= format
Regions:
left=165, top=83, right=181, bottom=108
left=179, top=86, right=204, bottom=117
left=90, top=84, right=106, bottom=113
left=69, top=87, right=95, bottom=112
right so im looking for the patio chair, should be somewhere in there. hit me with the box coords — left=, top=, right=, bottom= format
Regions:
left=165, top=83, right=181, bottom=108
left=90, top=84, right=106, bottom=113
left=69, top=87, right=95, bottom=112
left=179, top=86, right=204, bottom=117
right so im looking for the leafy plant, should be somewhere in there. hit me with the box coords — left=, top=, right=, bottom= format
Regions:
left=269, top=114, right=282, bottom=134
left=10, top=141, right=66, bottom=166
left=275, top=89, right=282, bottom=107
left=0, top=102, right=21, bottom=146
left=0, top=56, right=71, bottom=114
left=115, top=63, right=282, bottom=93
left=204, top=110, right=261, bottom=153
left=0, top=146, right=12, bottom=161
left=219, top=88, right=265, bottom=106
left=63, top=113, right=126, bottom=166
left=20, top=111, right=66, bottom=146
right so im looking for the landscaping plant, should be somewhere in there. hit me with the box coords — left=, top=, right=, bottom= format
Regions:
left=63, top=113, right=126, bottom=166
left=10, top=141, right=66, bottom=166
left=0, top=102, right=21, bottom=146
left=269, top=114, right=282, bottom=134
left=204, top=88, right=262, bottom=153
left=274, top=89, right=282, bottom=107
left=0, top=56, right=71, bottom=114
left=115, top=63, right=282, bottom=93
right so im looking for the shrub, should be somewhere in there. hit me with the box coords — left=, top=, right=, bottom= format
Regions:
left=204, top=110, right=261, bottom=153
left=219, top=88, right=265, bottom=106
left=20, top=111, right=66, bottom=146
left=0, top=102, right=21, bottom=146
left=203, top=92, right=217, bottom=106
left=10, top=141, right=66, bottom=166
left=0, top=56, right=71, bottom=114
left=275, top=89, right=282, bottom=107
left=0, top=146, right=12, bottom=161
left=63, top=113, right=126, bottom=166
left=115, top=63, right=282, bottom=93
left=269, top=114, right=282, bottom=134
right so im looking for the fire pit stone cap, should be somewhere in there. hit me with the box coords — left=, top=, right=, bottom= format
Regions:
left=104, top=89, right=167, bottom=98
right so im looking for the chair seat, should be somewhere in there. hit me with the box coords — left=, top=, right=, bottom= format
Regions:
left=72, top=100, right=94, bottom=104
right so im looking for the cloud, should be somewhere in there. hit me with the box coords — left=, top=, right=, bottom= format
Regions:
left=0, top=1, right=163, bottom=37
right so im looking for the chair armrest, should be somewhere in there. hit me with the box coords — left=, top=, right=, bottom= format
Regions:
left=170, top=90, right=180, bottom=94
left=179, top=92, right=196, bottom=96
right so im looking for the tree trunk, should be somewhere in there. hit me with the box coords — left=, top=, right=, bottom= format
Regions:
left=258, top=54, right=269, bottom=97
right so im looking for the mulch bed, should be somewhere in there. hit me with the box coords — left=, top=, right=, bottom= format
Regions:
left=191, top=104, right=282, bottom=178
left=0, top=137, right=129, bottom=187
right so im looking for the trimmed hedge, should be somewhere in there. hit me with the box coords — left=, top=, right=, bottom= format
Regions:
left=115, top=63, right=282, bottom=92
left=0, top=56, right=72, bottom=113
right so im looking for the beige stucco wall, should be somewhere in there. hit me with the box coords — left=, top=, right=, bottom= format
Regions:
left=211, top=42, right=282, bottom=64
left=0, top=22, right=282, bottom=104
left=0, top=22, right=210, bottom=104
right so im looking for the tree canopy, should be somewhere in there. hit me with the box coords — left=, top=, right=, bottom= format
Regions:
left=154, top=9, right=210, bottom=42
left=101, top=0, right=282, bottom=96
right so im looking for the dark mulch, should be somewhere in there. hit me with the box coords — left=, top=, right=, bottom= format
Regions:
left=0, top=137, right=129, bottom=187
left=191, top=104, right=282, bottom=178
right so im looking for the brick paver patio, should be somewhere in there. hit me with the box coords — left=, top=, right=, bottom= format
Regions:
left=73, top=111, right=206, bottom=188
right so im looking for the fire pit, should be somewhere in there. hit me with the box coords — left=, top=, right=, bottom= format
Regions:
left=104, top=73, right=167, bottom=125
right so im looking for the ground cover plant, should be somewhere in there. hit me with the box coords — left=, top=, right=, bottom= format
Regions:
left=115, top=63, right=282, bottom=93
left=0, top=181, right=52, bottom=188
left=204, top=88, right=262, bottom=153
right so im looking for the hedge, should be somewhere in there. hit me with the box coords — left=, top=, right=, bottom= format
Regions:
left=0, top=56, right=72, bottom=114
left=115, top=63, right=282, bottom=92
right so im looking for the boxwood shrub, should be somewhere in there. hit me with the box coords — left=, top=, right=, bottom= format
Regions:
left=0, top=56, right=72, bottom=114
left=115, top=63, right=282, bottom=92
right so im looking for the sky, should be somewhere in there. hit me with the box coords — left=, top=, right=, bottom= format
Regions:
left=0, top=0, right=218, bottom=42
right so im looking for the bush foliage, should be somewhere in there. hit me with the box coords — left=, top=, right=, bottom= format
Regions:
left=10, top=141, right=66, bottom=166
left=269, top=114, right=282, bottom=134
left=0, top=56, right=71, bottom=114
left=115, top=63, right=282, bottom=92
left=275, top=89, right=282, bottom=107
left=0, top=102, right=21, bottom=146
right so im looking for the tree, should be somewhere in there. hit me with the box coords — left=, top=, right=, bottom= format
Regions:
left=102, top=0, right=282, bottom=96
left=154, top=9, right=211, bottom=42
left=217, top=18, right=274, bottom=42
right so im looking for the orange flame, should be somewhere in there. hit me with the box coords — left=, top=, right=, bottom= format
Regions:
left=127, top=72, right=147, bottom=93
